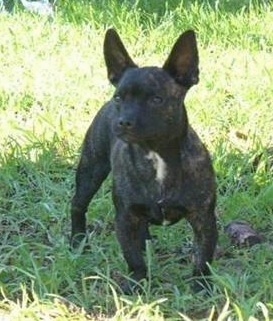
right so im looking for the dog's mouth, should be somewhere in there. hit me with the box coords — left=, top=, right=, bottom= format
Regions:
left=114, top=123, right=171, bottom=146
left=116, top=130, right=167, bottom=149
left=116, top=130, right=140, bottom=143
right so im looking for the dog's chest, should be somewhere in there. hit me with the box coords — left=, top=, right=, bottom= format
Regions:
left=145, top=151, right=167, bottom=186
left=111, top=142, right=188, bottom=225
left=111, top=141, right=181, bottom=200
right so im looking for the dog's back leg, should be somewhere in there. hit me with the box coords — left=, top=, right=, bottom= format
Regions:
left=186, top=202, right=218, bottom=291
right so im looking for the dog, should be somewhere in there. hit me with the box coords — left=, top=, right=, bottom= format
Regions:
left=71, top=29, right=218, bottom=293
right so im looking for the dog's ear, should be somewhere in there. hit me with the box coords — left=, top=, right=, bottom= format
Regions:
left=163, top=30, right=199, bottom=89
left=104, top=29, right=138, bottom=86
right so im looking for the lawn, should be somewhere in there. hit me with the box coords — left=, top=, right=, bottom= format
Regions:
left=0, top=0, right=273, bottom=320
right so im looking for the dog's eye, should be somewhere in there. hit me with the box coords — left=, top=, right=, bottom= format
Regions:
left=150, top=96, right=164, bottom=106
left=113, top=94, right=121, bottom=103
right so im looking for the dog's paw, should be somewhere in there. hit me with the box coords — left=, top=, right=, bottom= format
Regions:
left=70, top=234, right=90, bottom=252
left=119, top=278, right=146, bottom=295
left=191, top=276, right=213, bottom=295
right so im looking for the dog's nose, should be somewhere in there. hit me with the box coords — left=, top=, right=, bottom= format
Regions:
left=118, top=117, right=133, bottom=129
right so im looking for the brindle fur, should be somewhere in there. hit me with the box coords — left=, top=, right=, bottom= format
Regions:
left=71, top=29, right=218, bottom=293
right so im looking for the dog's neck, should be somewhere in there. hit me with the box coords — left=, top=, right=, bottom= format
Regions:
left=143, top=134, right=187, bottom=187
left=142, top=111, right=189, bottom=161
left=137, top=133, right=186, bottom=182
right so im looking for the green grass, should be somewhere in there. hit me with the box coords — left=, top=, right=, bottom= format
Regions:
left=0, top=0, right=273, bottom=319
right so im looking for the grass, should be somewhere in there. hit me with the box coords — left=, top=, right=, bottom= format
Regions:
left=0, top=0, right=273, bottom=319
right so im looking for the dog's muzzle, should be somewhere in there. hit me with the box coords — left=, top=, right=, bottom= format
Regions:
left=115, top=116, right=139, bottom=142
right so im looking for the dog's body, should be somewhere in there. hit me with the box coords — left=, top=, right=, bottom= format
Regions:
left=71, top=29, right=218, bottom=292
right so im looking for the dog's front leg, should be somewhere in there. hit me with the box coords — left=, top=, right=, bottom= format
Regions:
left=71, top=148, right=110, bottom=248
left=186, top=206, right=218, bottom=292
left=115, top=207, right=150, bottom=293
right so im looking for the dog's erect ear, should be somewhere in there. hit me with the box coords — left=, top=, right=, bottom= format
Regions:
left=104, top=29, right=138, bottom=86
left=163, top=30, right=199, bottom=89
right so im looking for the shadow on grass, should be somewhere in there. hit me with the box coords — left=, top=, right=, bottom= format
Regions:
left=1, top=134, right=273, bottom=317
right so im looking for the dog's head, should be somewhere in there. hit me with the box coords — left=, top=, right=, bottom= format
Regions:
left=104, top=29, right=199, bottom=147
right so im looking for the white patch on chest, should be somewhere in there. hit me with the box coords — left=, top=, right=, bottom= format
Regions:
left=146, top=151, right=167, bottom=185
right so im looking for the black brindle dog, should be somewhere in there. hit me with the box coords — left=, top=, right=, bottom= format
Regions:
left=71, top=29, right=218, bottom=292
